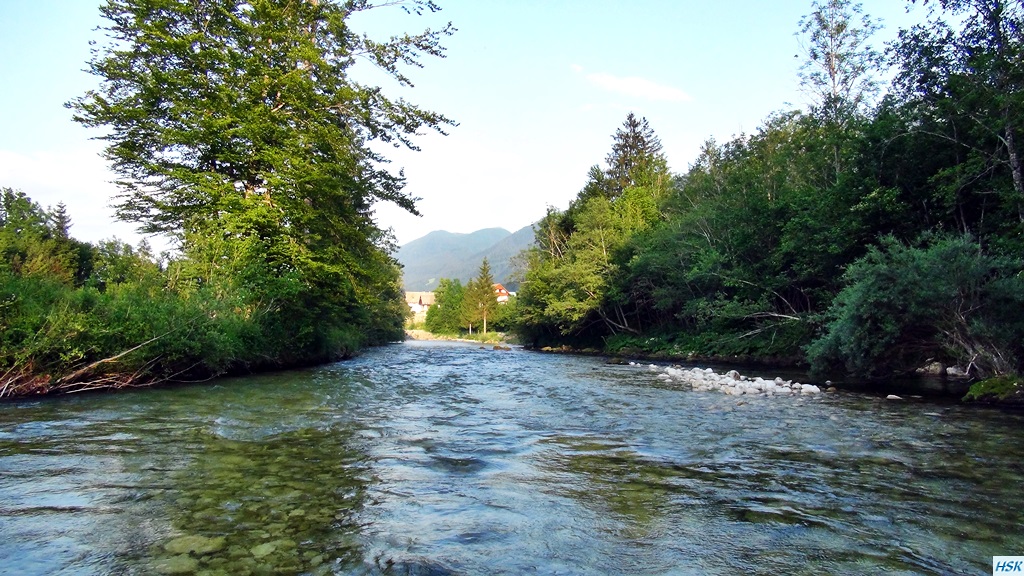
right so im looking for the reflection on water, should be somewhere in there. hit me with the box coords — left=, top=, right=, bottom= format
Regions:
left=1, top=340, right=1022, bottom=575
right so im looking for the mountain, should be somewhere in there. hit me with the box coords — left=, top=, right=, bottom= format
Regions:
left=396, top=224, right=535, bottom=291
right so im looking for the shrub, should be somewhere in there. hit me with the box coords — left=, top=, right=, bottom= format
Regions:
left=808, top=234, right=1024, bottom=378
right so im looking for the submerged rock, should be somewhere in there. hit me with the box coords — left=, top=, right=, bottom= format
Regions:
left=250, top=542, right=277, bottom=559
left=152, top=554, right=199, bottom=575
left=164, top=535, right=226, bottom=556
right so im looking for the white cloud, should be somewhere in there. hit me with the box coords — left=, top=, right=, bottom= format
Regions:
left=578, top=102, right=639, bottom=114
left=584, top=71, right=693, bottom=102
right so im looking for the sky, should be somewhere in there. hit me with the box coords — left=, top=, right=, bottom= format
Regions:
left=0, top=0, right=928, bottom=249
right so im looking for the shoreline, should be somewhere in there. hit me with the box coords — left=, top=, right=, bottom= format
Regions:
left=404, top=329, right=509, bottom=345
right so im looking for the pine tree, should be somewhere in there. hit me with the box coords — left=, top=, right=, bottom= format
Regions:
left=462, top=258, right=497, bottom=334
left=604, top=113, right=666, bottom=198
left=50, top=203, right=71, bottom=240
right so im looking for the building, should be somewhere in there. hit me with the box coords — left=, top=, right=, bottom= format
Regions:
left=405, top=291, right=435, bottom=324
left=493, top=283, right=511, bottom=304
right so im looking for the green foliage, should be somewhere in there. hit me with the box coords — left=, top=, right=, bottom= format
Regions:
left=63, top=0, right=446, bottom=366
left=2, top=2, right=451, bottom=397
left=516, top=114, right=671, bottom=344
left=516, top=3, right=1024, bottom=386
left=462, top=258, right=498, bottom=334
left=797, top=0, right=883, bottom=120
left=889, top=1, right=1024, bottom=248
left=489, top=295, right=519, bottom=332
left=612, top=111, right=864, bottom=358
left=425, top=278, right=465, bottom=335
left=0, top=190, right=386, bottom=397
left=808, top=235, right=1024, bottom=378
left=963, top=375, right=1024, bottom=403
left=70, top=0, right=454, bottom=235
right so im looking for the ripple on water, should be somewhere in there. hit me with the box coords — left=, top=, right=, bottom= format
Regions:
left=1, top=341, right=1023, bottom=574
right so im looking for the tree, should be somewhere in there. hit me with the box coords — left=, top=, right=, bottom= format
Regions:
left=797, top=0, right=884, bottom=121
left=68, top=0, right=455, bottom=356
left=0, top=189, right=80, bottom=284
left=516, top=115, right=671, bottom=344
left=604, top=113, right=668, bottom=199
left=49, top=203, right=71, bottom=240
left=462, top=258, right=497, bottom=334
left=70, top=0, right=454, bottom=237
left=424, top=278, right=464, bottom=334
left=0, top=188, right=49, bottom=237
left=893, top=0, right=1024, bottom=225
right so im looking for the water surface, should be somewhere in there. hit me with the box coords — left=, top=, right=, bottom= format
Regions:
left=1, top=340, right=1021, bottom=575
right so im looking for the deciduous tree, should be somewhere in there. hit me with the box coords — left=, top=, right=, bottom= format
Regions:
left=69, top=0, right=455, bottom=356
left=797, top=0, right=884, bottom=121
left=424, top=278, right=464, bottom=334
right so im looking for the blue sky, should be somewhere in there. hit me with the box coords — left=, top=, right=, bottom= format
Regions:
left=0, top=1, right=926, bottom=248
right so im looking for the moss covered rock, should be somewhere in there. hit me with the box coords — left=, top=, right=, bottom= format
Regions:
left=963, top=376, right=1024, bottom=405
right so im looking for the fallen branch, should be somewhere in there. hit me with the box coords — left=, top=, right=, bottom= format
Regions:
left=56, top=327, right=178, bottom=386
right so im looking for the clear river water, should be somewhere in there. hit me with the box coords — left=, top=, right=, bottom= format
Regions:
left=1, top=340, right=1022, bottom=575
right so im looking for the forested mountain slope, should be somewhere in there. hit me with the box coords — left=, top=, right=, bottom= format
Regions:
left=397, top=224, right=534, bottom=291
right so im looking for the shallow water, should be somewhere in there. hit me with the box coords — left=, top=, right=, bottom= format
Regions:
left=1, top=340, right=1022, bottom=575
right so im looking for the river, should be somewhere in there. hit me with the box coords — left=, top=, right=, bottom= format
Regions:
left=1, top=340, right=1022, bottom=575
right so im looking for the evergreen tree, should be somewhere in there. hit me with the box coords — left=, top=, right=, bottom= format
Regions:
left=49, top=203, right=71, bottom=240
left=462, top=258, right=497, bottom=334
left=604, top=113, right=667, bottom=199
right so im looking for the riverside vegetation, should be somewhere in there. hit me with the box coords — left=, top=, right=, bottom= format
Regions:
left=0, top=0, right=452, bottom=398
left=512, top=0, right=1024, bottom=404
left=6, top=0, right=1024, bottom=404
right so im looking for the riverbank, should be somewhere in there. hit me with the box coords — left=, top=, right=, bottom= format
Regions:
left=404, top=329, right=511, bottom=345
left=525, top=342, right=1024, bottom=406
left=531, top=343, right=803, bottom=370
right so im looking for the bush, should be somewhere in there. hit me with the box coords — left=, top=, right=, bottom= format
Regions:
left=807, top=234, right=1024, bottom=379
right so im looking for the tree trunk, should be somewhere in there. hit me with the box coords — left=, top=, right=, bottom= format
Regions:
left=1004, top=115, right=1024, bottom=221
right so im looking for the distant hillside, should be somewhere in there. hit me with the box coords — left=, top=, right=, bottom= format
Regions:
left=396, top=224, right=535, bottom=291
